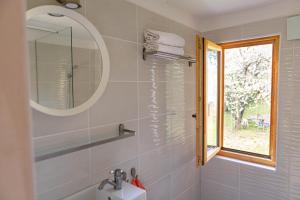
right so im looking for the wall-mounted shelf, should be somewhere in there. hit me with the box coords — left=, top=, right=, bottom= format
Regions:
left=35, top=124, right=135, bottom=162
left=143, top=48, right=196, bottom=66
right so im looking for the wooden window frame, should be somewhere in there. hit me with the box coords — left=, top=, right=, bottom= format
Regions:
left=202, top=39, right=223, bottom=165
left=218, top=36, right=280, bottom=167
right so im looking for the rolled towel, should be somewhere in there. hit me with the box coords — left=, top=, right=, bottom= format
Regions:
left=144, top=42, right=184, bottom=56
left=144, top=29, right=185, bottom=47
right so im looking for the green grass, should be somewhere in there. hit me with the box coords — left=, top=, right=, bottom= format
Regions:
left=206, top=103, right=271, bottom=156
left=223, top=103, right=270, bottom=155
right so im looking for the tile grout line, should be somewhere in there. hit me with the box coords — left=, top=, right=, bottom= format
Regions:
left=135, top=4, right=142, bottom=177
left=86, top=0, right=92, bottom=186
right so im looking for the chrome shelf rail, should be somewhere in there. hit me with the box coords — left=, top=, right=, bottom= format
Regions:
left=35, top=124, right=135, bottom=162
left=143, top=48, right=196, bottom=66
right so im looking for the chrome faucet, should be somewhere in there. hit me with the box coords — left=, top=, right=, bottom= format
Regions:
left=98, top=169, right=127, bottom=190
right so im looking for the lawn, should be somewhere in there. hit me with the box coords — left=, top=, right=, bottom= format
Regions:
left=206, top=102, right=271, bottom=155
left=223, top=103, right=270, bottom=155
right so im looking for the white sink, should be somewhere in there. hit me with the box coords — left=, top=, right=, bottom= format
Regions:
left=96, top=182, right=146, bottom=200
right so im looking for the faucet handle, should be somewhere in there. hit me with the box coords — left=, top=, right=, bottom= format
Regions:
left=110, top=169, right=124, bottom=177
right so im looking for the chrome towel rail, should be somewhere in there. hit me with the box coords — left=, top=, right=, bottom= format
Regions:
left=35, top=124, right=135, bottom=162
left=143, top=48, right=196, bottom=66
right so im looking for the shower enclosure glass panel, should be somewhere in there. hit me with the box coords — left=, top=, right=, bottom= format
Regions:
left=34, top=27, right=74, bottom=110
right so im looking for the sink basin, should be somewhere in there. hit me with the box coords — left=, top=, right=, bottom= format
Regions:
left=96, top=182, right=146, bottom=200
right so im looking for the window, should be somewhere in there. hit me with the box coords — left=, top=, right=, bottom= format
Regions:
left=196, top=36, right=279, bottom=167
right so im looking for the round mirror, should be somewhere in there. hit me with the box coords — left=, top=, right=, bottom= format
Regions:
left=26, top=5, right=109, bottom=116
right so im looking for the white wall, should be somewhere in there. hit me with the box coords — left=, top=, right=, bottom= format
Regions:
left=27, top=0, right=201, bottom=200
left=201, top=16, right=300, bottom=200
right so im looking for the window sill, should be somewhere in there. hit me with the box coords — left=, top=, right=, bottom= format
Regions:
left=216, top=155, right=276, bottom=171
left=218, top=149, right=276, bottom=168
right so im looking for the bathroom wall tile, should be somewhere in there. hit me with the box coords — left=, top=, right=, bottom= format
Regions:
left=289, top=156, right=300, bottom=200
left=201, top=157, right=240, bottom=189
left=89, top=82, right=138, bottom=126
left=201, top=180, right=239, bottom=200
left=103, top=37, right=138, bottom=82
left=175, top=184, right=200, bottom=200
left=172, top=135, right=194, bottom=170
left=239, top=164, right=289, bottom=200
left=139, top=144, right=172, bottom=186
left=27, top=0, right=86, bottom=15
left=35, top=150, right=90, bottom=200
left=139, top=81, right=168, bottom=118
left=204, top=25, right=243, bottom=43
left=171, top=160, right=195, bottom=198
left=137, top=7, right=170, bottom=44
left=294, top=40, right=300, bottom=48
left=33, top=129, right=89, bottom=158
left=138, top=45, right=175, bottom=82
left=86, top=0, right=137, bottom=42
left=139, top=113, right=172, bottom=154
left=27, top=0, right=60, bottom=9
left=63, top=186, right=97, bottom=200
left=184, top=63, right=196, bottom=84
left=29, top=1, right=202, bottom=200
left=90, top=133, right=138, bottom=183
left=110, top=158, right=139, bottom=182
left=240, top=191, right=277, bottom=200
left=90, top=120, right=138, bottom=145
left=146, top=175, right=171, bottom=200
left=91, top=157, right=138, bottom=186
left=31, top=109, right=89, bottom=137
left=168, top=20, right=198, bottom=57
left=241, top=17, right=285, bottom=39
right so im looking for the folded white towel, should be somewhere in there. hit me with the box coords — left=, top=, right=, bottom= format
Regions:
left=144, top=42, right=184, bottom=56
left=144, top=29, right=185, bottom=47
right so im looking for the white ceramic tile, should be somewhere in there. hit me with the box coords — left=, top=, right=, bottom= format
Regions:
left=90, top=120, right=138, bottom=142
left=137, top=7, right=170, bottom=44
left=289, top=156, right=300, bottom=200
left=168, top=20, right=198, bottom=57
left=33, top=129, right=89, bottom=158
left=90, top=134, right=138, bottom=183
left=172, top=135, right=194, bottom=170
left=104, top=37, right=138, bottom=82
left=139, top=144, right=172, bottom=186
left=138, top=45, right=177, bottom=82
left=35, top=150, right=90, bottom=200
left=240, top=190, right=278, bottom=200
left=138, top=113, right=172, bottom=154
left=175, top=184, right=200, bottom=200
left=201, top=157, right=240, bottom=189
left=29, top=1, right=202, bottom=200
left=139, top=81, right=168, bottom=118
left=86, top=0, right=137, bottom=42
left=89, top=82, right=138, bottom=126
left=146, top=175, right=171, bottom=200
left=204, top=25, right=243, bottom=43
left=241, top=17, right=285, bottom=39
left=201, top=180, right=239, bottom=200
left=239, top=164, right=289, bottom=200
left=63, top=185, right=97, bottom=200
left=31, top=109, right=89, bottom=137
left=171, top=160, right=195, bottom=198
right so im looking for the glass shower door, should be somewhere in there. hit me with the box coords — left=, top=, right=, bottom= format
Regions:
left=34, top=27, right=74, bottom=110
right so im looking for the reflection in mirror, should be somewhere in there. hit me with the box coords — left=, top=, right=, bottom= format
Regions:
left=206, top=49, right=219, bottom=152
left=204, top=46, right=221, bottom=161
left=27, top=13, right=102, bottom=110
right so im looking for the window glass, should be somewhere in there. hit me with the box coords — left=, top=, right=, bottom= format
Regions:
left=223, top=44, right=273, bottom=155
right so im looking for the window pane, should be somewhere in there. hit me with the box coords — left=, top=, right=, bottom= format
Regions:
left=223, top=44, right=273, bottom=155
left=206, top=49, right=219, bottom=154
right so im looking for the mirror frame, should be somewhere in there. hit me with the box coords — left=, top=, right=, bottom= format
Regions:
left=27, top=5, right=110, bottom=116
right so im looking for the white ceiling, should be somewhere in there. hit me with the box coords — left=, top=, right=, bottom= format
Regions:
left=127, top=0, right=300, bottom=31
left=167, top=0, right=281, bottom=18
